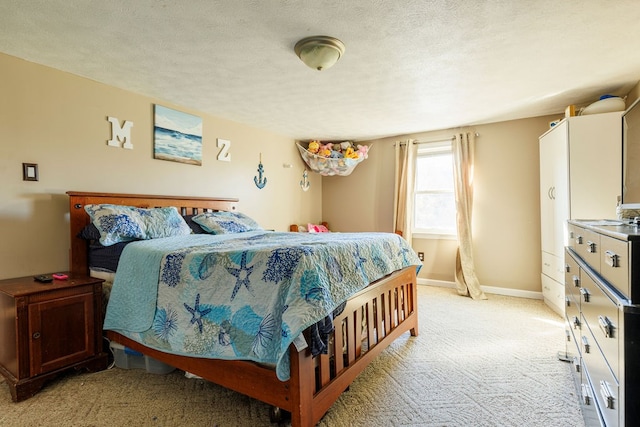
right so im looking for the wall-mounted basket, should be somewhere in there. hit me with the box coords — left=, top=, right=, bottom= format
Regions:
left=296, top=141, right=369, bottom=176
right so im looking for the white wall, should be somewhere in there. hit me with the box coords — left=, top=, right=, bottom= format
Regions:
left=0, top=53, right=323, bottom=279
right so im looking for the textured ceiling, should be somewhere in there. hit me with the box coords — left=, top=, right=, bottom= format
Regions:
left=2, top=1, right=640, bottom=141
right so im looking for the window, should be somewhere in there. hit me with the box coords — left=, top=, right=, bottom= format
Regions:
left=413, top=141, right=456, bottom=238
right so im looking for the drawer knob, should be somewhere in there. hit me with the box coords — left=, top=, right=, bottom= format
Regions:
left=572, top=316, right=581, bottom=329
left=581, top=335, right=590, bottom=353
left=576, top=235, right=583, bottom=245
left=581, top=383, right=592, bottom=405
left=580, top=287, right=590, bottom=303
left=600, top=381, right=615, bottom=409
left=572, top=275, right=580, bottom=287
left=32, top=331, right=41, bottom=339
left=604, top=250, right=619, bottom=268
left=586, top=241, right=596, bottom=253
left=598, top=315, right=615, bottom=338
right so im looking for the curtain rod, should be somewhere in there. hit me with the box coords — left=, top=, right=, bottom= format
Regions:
left=414, top=132, right=480, bottom=145
left=395, top=132, right=480, bottom=146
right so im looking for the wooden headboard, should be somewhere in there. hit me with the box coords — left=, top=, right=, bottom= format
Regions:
left=66, top=191, right=239, bottom=275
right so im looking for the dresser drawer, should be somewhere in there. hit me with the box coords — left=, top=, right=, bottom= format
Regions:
left=567, top=223, right=582, bottom=252
left=580, top=271, right=619, bottom=381
left=581, top=362, right=620, bottom=427
left=565, top=293, right=581, bottom=347
left=575, top=228, right=601, bottom=273
left=599, top=234, right=630, bottom=298
left=564, top=252, right=581, bottom=302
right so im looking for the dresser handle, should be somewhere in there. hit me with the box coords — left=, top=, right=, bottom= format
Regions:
left=572, top=316, right=580, bottom=329
left=581, top=335, right=590, bottom=353
left=580, top=288, right=590, bottom=303
left=600, top=381, right=615, bottom=409
left=576, top=235, right=583, bottom=245
left=565, top=263, right=570, bottom=273
left=586, top=241, right=596, bottom=253
left=572, top=356, right=581, bottom=373
left=598, top=315, right=615, bottom=338
left=604, top=250, right=619, bottom=268
left=572, top=275, right=580, bottom=287
left=581, top=383, right=592, bottom=405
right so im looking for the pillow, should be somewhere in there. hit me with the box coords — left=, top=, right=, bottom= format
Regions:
left=192, top=211, right=262, bottom=234
left=308, top=223, right=329, bottom=233
left=84, top=204, right=191, bottom=246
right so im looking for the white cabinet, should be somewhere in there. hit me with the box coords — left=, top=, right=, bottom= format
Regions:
left=539, top=112, right=622, bottom=316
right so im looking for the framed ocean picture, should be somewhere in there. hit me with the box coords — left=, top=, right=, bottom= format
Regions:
left=154, top=105, right=203, bottom=165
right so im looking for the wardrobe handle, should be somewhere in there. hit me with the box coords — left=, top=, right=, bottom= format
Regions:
left=604, top=250, right=619, bottom=268
left=600, top=381, right=615, bottom=409
left=580, top=287, right=590, bottom=303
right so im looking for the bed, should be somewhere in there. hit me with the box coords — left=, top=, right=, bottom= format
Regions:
left=67, top=191, right=420, bottom=426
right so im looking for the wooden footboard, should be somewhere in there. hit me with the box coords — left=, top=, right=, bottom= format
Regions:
left=67, top=191, right=419, bottom=426
left=106, top=266, right=418, bottom=426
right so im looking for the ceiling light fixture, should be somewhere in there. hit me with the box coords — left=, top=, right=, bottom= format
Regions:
left=294, top=35, right=345, bottom=71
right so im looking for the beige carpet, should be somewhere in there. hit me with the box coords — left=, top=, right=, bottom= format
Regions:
left=0, top=285, right=584, bottom=427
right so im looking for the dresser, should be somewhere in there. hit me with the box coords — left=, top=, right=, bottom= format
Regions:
left=0, top=273, right=108, bottom=401
left=564, top=220, right=640, bottom=426
left=539, top=112, right=622, bottom=316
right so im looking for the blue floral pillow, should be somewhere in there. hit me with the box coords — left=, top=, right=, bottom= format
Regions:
left=85, top=204, right=191, bottom=246
left=192, top=211, right=263, bottom=234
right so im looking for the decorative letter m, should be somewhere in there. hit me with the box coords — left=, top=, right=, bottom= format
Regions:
left=107, top=116, right=134, bottom=149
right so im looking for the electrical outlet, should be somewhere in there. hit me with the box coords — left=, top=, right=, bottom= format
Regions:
left=418, top=252, right=424, bottom=261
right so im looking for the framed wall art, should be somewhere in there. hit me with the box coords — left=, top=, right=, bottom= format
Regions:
left=154, top=105, right=203, bottom=166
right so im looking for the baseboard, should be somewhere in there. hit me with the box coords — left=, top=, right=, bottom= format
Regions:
left=418, top=278, right=543, bottom=300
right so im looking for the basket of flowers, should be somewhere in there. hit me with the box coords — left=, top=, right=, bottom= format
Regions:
left=296, top=140, right=370, bottom=176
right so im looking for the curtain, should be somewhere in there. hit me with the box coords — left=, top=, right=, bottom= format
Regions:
left=393, top=139, right=416, bottom=246
left=452, top=132, right=487, bottom=300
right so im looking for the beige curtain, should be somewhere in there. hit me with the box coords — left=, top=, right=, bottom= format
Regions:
left=393, top=139, right=416, bottom=246
left=452, top=132, right=487, bottom=300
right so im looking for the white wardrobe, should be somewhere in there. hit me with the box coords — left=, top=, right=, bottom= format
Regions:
left=539, top=111, right=622, bottom=316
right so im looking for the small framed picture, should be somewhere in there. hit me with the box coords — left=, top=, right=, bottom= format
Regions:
left=22, top=163, right=38, bottom=181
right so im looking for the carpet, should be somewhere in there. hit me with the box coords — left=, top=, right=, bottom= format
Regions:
left=0, top=285, right=584, bottom=427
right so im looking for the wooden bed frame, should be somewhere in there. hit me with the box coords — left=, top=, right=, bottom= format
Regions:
left=66, top=191, right=419, bottom=427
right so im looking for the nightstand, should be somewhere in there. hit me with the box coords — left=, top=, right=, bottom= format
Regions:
left=0, top=273, right=108, bottom=402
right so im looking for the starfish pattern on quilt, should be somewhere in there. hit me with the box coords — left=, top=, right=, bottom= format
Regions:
left=184, top=293, right=212, bottom=333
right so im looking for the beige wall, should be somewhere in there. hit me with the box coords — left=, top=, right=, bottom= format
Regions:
left=0, top=53, right=323, bottom=279
left=323, top=116, right=558, bottom=294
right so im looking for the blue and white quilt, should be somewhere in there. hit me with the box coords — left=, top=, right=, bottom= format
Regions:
left=104, top=231, right=422, bottom=380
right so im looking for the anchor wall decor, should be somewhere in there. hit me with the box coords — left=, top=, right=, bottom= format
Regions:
left=254, top=153, right=267, bottom=189
left=300, top=169, right=310, bottom=191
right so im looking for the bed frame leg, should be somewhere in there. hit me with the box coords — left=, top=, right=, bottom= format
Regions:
left=288, top=345, right=315, bottom=427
